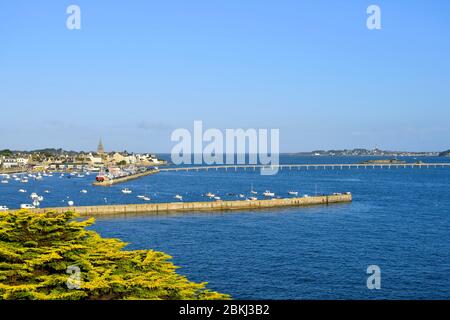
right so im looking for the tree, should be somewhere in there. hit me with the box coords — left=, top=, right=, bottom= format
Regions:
left=0, top=210, right=230, bottom=300
left=116, top=160, right=128, bottom=166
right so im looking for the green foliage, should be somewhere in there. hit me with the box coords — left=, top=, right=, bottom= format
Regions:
left=0, top=149, right=13, bottom=157
left=0, top=210, right=230, bottom=300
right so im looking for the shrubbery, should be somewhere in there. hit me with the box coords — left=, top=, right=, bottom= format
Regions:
left=0, top=210, right=230, bottom=300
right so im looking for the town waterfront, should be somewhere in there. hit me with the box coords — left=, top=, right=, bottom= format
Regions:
left=1, top=155, right=449, bottom=299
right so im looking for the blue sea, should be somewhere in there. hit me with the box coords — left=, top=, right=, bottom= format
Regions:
left=1, top=156, right=450, bottom=299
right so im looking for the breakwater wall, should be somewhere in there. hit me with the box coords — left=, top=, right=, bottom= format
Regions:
left=92, top=169, right=160, bottom=186
left=30, top=194, right=352, bottom=216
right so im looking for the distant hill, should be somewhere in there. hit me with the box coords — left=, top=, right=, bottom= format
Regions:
left=439, top=150, right=450, bottom=157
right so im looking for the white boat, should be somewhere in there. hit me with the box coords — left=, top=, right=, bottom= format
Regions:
left=137, top=195, right=145, bottom=199
left=20, top=204, right=35, bottom=209
left=142, top=197, right=151, bottom=201
left=239, top=194, right=245, bottom=198
left=263, top=191, right=275, bottom=197
left=80, top=190, right=88, bottom=194
left=303, top=194, right=310, bottom=198
left=14, top=178, right=21, bottom=181
left=32, top=200, right=40, bottom=207
left=68, top=201, right=74, bottom=206
left=0, top=205, right=9, bottom=212
left=1, top=180, right=8, bottom=184
left=44, top=190, right=50, bottom=193
left=288, top=191, right=299, bottom=196
left=175, top=195, right=183, bottom=200
left=30, top=193, right=39, bottom=199
left=214, top=196, right=221, bottom=201
left=206, top=192, right=215, bottom=198
left=249, top=197, right=258, bottom=201
left=121, top=188, right=132, bottom=194
left=18, top=189, right=27, bottom=193
left=21, top=179, right=28, bottom=183
left=250, top=184, right=258, bottom=195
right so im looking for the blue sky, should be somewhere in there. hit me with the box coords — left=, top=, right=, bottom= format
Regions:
left=1, top=0, right=449, bottom=152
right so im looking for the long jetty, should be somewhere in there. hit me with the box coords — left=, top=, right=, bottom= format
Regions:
left=159, top=163, right=450, bottom=172
left=30, top=194, right=352, bottom=216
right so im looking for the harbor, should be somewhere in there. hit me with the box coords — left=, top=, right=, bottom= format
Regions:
left=28, top=193, right=352, bottom=216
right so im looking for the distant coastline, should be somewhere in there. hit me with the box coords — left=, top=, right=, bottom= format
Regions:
left=288, top=148, right=445, bottom=157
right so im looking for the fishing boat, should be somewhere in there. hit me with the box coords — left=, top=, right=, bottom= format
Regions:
left=121, top=188, right=132, bottom=194
left=263, top=191, right=275, bottom=197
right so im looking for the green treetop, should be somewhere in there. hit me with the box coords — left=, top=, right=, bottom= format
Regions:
left=0, top=210, right=230, bottom=300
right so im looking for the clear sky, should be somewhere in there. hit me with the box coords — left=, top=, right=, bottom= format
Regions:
left=1, top=0, right=449, bottom=152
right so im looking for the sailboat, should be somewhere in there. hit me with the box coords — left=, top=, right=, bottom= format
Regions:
left=250, top=183, right=258, bottom=195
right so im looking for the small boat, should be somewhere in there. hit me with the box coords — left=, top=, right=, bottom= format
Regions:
left=14, top=178, right=21, bottom=181
left=1, top=180, right=8, bottom=184
left=239, top=194, right=245, bottom=198
left=0, top=205, right=9, bottom=212
left=249, top=197, right=258, bottom=201
left=44, top=190, right=50, bottom=193
left=250, top=184, right=258, bottom=195
left=32, top=200, right=40, bottom=207
left=137, top=195, right=145, bottom=199
left=18, top=189, right=27, bottom=193
left=175, top=195, right=183, bottom=200
left=214, top=196, right=221, bottom=201
left=288, top=191, right=299, bottom=196
left=21, top=179, right=28, bottom=183
left=206, top=192, right=215, bottom=198
left=30, top=193, right=39, bottom=199
left=68, top=201, right=74, bottom=206
left=142, top=197, right=151, bottom=201
left=121, top=188, right=132, bottom=194
left=20, top=204, right=35, bottom=209
left=263, top=191, right=275, bottom=197
left=77, top=174, right=85, bottom=178
left=80, top=190, right=88, bottom=194
left=303, top=194, right=310, bottom=198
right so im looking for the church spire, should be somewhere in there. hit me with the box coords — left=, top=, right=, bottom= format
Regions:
left=97, top=138, right=105, bottom=154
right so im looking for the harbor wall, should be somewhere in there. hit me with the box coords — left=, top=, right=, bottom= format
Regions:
left=29, top=194, right=352, bottom=216
left=92, top=169, right=160, bottom=186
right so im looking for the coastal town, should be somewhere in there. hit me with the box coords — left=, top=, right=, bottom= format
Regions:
left=0, top=140, right=167, bottom=173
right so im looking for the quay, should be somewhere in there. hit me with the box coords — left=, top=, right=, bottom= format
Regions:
left=29, top=194, right=352, bottom=216
left=92, top=169, right=160, bottom=186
